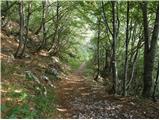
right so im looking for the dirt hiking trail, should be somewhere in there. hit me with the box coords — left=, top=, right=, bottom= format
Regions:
left=54, top=64, right=158, bottom=119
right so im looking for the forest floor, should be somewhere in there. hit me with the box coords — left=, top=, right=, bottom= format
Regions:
left=53, top=65, right=159, bottom=119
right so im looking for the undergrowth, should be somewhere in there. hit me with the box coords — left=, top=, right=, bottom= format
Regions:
left=1, top=61, right=57, bottom=118
left=1, top=82, right=56, bottom=118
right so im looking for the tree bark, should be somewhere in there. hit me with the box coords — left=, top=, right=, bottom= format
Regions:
left=14, top=0, right=24, bottom=58
left=102, top=48, right=111, bottom=78
left=111, top=1, right=118, bottom=94
left=48, top=0, right=60, bottom=54
left=101, top=1, right=113, bottom=36
left=94, top=18, right=101, bottom=81
left=126, top=35, right=142, bottom=91
left=123, top=2, right=130, bottom=96
left=142, top=2, right=159, bottom=98
left=152, top=63, right=159, bottom=101
left=37, top=0, right=47, bottom=51
left=20, top=1, right=32, bottom=56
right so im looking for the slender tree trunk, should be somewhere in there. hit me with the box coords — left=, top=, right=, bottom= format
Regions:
left=101, top=1, right=112, bottom=36
left=111, top=1, right=118, bottom=94
left=152, top=64, right=159, bottom=101
left=102, top=48, right=110, bottom=78
left=20, top=1, right=32, bottom=56
left=49, top=0, right=60, bottom=54
left=126, top=36, right=142, bottom=90
left=42, top=0, right=47, bottom=48
left=123, top=2, right=130, bottom=96
left=94, top=18, right=101, bottom=81
left=101, top=1, right=113, bottom=78
left=37, top=0, right=47, bottom=51
left=14, top=0, right=24, bottom=58
left=142, top=2, right=159, bottom=98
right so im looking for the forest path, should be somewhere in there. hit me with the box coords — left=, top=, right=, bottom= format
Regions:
left=74, top=62, right=86, bottom=75
left=54, top=66, right=158, bottom=119
left=54, top=72, right=107, bottom=118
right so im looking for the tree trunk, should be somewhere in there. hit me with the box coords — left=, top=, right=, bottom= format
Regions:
left=20, top=1, right=32, bottom=56
left=101, top=1, right=113, bottom=78
left=94, top=18, right=101, bottom=81
left=123, top=2, right=130, bottom=96
left=102, top=48, right=110, bottom=78
left=37, top=0, right=47, bottom=51
left=14, top=0, right=24, bottom=58
left=49, top=0, right=60, bottom=54
left=111, top=1, right=118, bottom=94
left=126, top=35, right=142, bottom=91
left=152, top=63, right=159, bottom=101
left=142, top=2, right=159, bottom=98
left=42, top=0, right=47, bottom=48
left=101, top=1, right=112, bottom=36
